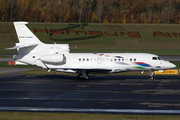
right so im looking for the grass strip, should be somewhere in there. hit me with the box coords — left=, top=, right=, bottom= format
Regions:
left=0, top=112, right=180, bottom=120
left=0, top=62, right=38, bottom=68
left=0, top=48, right=17, bottom=54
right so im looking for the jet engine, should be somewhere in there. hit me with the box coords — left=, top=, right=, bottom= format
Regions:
left=40, top=54, right=65, bottom=63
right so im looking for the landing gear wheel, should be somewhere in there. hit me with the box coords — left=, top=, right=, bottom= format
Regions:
left=77, top=73, right=89, bottom=80
left=149, top=77, right=155, bottom=80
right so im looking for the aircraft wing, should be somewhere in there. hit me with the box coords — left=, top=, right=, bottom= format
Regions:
left=71, top=68, right=112, bottom=72
left=54, top=67, right=112, bottom=74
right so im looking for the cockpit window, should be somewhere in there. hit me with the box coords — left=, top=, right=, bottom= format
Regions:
left=157, top=57, right=162, bottom=60
left=152, top=57, right=157, bottom=60
left=152, top=56, right=162, bottom=60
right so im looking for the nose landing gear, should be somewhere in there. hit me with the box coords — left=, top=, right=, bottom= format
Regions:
left=149, top=70, right=155, bottom=80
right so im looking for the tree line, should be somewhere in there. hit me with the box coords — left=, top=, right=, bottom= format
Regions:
left=1, top=0, right=180, bottom=23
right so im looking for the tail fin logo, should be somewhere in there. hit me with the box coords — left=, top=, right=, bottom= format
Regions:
left=19, top=36, right=33, bottom=38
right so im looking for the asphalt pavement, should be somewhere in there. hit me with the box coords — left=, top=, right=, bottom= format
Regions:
left=0, top=68, right=180, bottom=114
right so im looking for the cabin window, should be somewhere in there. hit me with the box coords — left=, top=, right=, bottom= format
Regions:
left=83, top=58, right=85, bottom=61
left=106, top=58, right=109, bottom=61
left=87, top=58, right=89, bottom=61
left=130, top=58, right=132, bottom=61
left=134, top=59, right=136, bottom=62
left=122, top=59, right=124, bottom=61
left=79, top=58, right=81, bottom=61
left=110, top=58, right=113, bottom=62
left=118, top=59, right=121, bottom=61
left=114, top=59, right=117, bottom=62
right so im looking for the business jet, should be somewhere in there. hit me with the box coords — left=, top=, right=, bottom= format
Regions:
left=7, top=22, right=176, bottom=80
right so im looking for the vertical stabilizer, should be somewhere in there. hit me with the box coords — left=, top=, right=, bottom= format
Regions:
left=13, top=22, right=42, bottom=44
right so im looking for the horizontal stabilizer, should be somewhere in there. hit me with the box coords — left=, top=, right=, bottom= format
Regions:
left=6, top=43, right=38, bottom=50
left=6, top=46, right=19, bottom=50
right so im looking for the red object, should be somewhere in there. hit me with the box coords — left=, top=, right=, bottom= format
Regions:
left=8, top=61, right=15, bottom=65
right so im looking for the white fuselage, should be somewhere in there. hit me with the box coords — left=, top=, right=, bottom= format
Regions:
left=14, top=52, right=176, bottom=74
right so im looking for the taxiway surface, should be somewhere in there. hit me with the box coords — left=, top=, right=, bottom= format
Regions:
left=0, top=68, right=180, bottom=114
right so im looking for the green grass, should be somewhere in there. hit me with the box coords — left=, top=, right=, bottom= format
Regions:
left=27, top=23, right=180, bottom=50
left=1, top=22, right=180, bottom=55
left=171, top=61, right=180, bottom=69
left=0, top=48, right=17, bottom=54
left=0, top=62, right=38, bottom=68
left=0, top=112, right=180, bottom=120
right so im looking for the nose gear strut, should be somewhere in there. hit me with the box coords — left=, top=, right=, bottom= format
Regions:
left=149, top=70, right=155, bottom=80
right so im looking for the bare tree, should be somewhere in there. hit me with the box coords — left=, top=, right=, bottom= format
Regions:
left=96, top=0, right=103, bottom=23
left=74, top=0, right=87, bottom=23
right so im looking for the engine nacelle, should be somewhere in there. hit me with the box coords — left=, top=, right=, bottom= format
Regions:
left=40, top=54, right=65, bottom=63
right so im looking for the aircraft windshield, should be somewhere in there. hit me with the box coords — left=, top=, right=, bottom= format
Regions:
left=157, top=57, right=162, bottom=60
left=152, top=56, right=162, bottom=60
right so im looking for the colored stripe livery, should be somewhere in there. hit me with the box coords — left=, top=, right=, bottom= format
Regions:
left=134, top=62, right=152, bottom=67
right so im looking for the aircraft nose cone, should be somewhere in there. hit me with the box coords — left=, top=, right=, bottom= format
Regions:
left=161, top=61, right=176, bottom=69
left=169, top=62, right=176, bottom=69
left=171, top=63, right=176, bottom=68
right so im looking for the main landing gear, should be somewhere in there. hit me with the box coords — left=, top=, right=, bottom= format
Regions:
left=149, top=70, right=155, bottom=80
left=77, top=70, right=89, bottom=80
